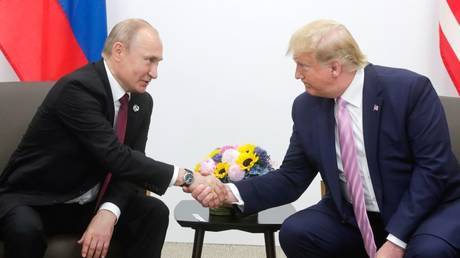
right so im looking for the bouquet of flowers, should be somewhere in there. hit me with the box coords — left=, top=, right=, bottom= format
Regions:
left=194, top=144, right=275, bottom=183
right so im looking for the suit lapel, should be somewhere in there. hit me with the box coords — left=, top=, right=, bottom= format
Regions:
left=362, top=64, right=384, bottom=207
left=125, top=94, right=144, bottom=144
left=318, top=98, right=345, bottom=215
left=94, top=61, right=115, bottom=125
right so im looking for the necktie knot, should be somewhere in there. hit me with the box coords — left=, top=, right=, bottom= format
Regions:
left=337, top=97, right=347, bottom=111
left=116, top=93, right=129, bottom=143
left=119, top=93, right=129, bottom=107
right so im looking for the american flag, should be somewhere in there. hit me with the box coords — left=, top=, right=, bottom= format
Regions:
left=440, top=0, right=460, bottom=95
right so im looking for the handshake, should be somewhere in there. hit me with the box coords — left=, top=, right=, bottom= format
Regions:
left=177, top=168, right=236, bottom=208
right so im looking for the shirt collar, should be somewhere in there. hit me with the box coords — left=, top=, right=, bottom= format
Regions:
left=103, top=60, right=130, bottom=103
left=338, top=67, right=365, bottom=108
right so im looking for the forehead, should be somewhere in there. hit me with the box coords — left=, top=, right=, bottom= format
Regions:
left=130, top=29, right=163, bottom=58
left=293, top=52, right=316, bottom=64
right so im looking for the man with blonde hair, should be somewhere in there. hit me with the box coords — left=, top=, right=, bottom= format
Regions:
left=191, top=19, right=460, bottom=257
left=0, top=18, right=225, bottom=258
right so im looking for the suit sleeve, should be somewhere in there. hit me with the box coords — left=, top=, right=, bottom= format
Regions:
left=235, top=99, right=318, bottom=214
left=386, top=77, right=454, bottom=241
left=54, top=81, right=173, bottom=195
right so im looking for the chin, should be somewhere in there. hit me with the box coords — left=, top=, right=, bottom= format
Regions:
left=134, top=88, right=147, bottom=93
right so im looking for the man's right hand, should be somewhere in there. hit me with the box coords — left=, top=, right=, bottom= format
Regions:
left=182, top=166, right=239, bottom=208
left=78, top=209, right=116, bottom=258
left=185, top=172, right=228, bottom=208
left=190, top=183, right=238, bottom=207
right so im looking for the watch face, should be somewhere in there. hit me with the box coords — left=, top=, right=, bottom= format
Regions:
left=184, top=171, right=194, bottom=185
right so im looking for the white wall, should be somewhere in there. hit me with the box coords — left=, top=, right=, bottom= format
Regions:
left=1, top=0, right=457, bottom=246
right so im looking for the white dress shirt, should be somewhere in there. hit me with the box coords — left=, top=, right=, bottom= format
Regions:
left=67, top=60, right=179, bottom=220
left=228, top=67, right=406, bottom=249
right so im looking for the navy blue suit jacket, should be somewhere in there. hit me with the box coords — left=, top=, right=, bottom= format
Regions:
left=236, top=64, right=460, bottom=246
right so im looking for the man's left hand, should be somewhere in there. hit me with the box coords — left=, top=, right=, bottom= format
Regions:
left=78, top=209, right=117, bottom=258
left=376, top=240, right=404, bottom=258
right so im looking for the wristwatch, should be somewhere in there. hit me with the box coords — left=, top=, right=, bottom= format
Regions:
left=181, top=168, right=194, bottom=186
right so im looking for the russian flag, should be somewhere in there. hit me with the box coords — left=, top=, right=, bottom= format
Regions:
left=0, top=0, right=107, bottom=81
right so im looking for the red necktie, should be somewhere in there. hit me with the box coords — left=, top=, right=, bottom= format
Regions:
left=337, top=97, right=376, bottom=258
left=95, top=93, right=129, bottom=209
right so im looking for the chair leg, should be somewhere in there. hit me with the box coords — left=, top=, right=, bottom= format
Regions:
left=192, top=228, right=205, bottom=258
left=264, top=231, right=276, bottom=258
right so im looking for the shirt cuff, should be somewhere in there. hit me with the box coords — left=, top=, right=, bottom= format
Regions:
left=226, top=183, right=245, bottom=211
left=169, top=165, right=179, bottom=187
left=387, top=234, right=407, bottom=249
left=99, top=202, right=121, bottom=222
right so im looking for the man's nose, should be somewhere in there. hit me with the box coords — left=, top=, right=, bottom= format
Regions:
left=149, top=64, right=158, bottom=79
left=295, top=65, right=303, bottom=80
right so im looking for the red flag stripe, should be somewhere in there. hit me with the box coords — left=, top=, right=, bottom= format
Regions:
left=440, top=26, right=460, bottom=95
left=0, top=0, right=87, bottom=81
left=447, top=0, right=460, bottom=25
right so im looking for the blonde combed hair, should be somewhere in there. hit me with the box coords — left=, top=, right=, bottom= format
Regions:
left=102, top=18, right=156, bottom=58
left=287, top=20, right=367, bottom=71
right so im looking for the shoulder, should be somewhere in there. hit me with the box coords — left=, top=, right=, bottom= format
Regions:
left=291, top=92, right=331, bottom=120
left=44, top=61, right=110, bottom=109
left=366, top=64, right=438, bottom=112
left=367, top=64, right=432, bottom=93
left=50, top=61, right=107, bottom=96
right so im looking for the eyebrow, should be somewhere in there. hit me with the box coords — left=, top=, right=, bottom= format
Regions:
left=147, top=56, right=163, bottom=62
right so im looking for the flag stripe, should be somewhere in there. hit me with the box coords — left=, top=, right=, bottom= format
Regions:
left=447, top=0, right=460, bottom=24
left=0, top=0, right=88, bottom=81
left=440, top=0, right=460, bottom=60
left=440, top=27, right=460, bottom=95
left=57, top=0, right=107, bottom=62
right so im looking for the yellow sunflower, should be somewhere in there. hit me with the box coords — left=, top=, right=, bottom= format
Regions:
left=214, top=162, right=229, bottom=179
left=238, top=144, right=256, bottom=154
left=194, top=163, right=201, bottom=173
left=236, top=152, right=259, bottom=171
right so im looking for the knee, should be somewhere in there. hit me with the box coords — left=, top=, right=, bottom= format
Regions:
left=405, top=234, right=457, bottom=258
left=155, top=200, right=169, bottom=220
left=279, top=217, right=301, bottom=248
left=3, top=207, right=45, bottom=243
left=1, top=207, right=47, bottom=252
left=279, top=215, right=310, bottom=256
left=146, top=198, right=169, bottom=223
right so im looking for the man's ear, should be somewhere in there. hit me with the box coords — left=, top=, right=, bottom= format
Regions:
left=112, top=42, right=124, bottom=62
left=330, top=60, right=342, bottom=78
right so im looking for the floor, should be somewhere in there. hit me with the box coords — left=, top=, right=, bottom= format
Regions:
left=162, top=242, right=287, bottom=258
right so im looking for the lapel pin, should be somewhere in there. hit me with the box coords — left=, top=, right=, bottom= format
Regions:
left=373, top=104, right=379, bottom=112
left=133, top=104, right=140, bottom=112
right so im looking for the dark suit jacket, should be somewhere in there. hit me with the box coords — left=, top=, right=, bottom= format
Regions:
left=236, top=64, right=460, bottom=246
left=0, top=60, right=174, bottom=219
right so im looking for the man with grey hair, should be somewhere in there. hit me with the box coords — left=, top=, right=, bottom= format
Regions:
left=191, top=19, right=460, bottom=257
left=0, top=18, right=226, bottom=258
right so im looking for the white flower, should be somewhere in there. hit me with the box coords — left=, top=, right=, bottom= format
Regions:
left=228, top=164, right=245, bottom=182
left=222, top=149, right=240, bottom=164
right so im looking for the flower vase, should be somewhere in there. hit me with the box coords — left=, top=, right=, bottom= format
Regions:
left=209, top=206, right=233, bottom=216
